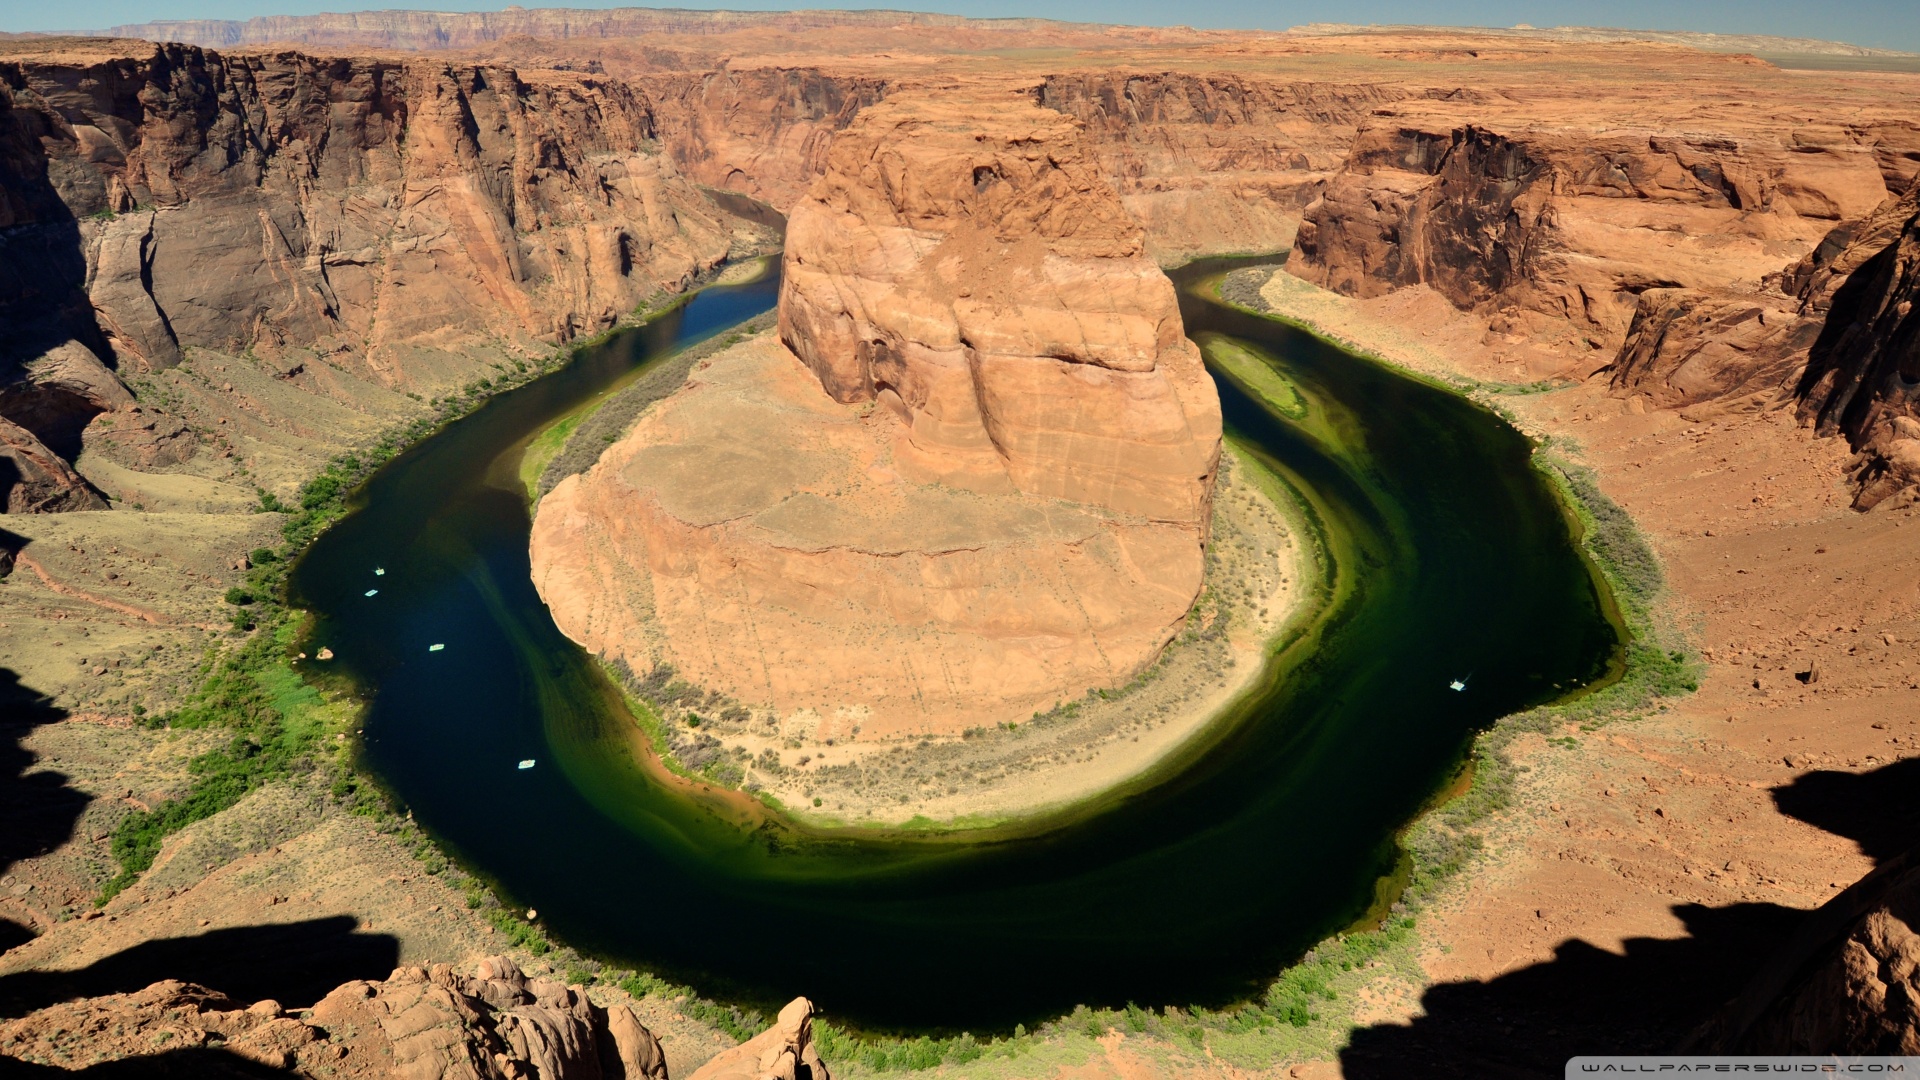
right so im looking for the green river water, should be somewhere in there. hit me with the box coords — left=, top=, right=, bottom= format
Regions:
left=287, top=257, right=1621, bottom=1032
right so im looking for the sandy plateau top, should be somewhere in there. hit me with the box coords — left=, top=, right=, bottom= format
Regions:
left=616, top=350, right=1107, bottom=554
left=531, top=333, right=1215, bottom=740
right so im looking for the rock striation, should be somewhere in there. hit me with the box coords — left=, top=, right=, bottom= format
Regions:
left=1037, top=73, right=1447, bottom=263
left=533, top=92, right=1221, bottom=736
left=1795, top=185, right=1920, bottom=509
left=0, top=39, right=743, bottom=512
left=778, top=92, right=1221, bottom=524
left=640, top=68, right=890, bottom=211
left=1291, top=108, right=1920, bottom=505
left=1603, top=184, right=1920, bottom=506
left=1291, top=120, right=1897, bottom=358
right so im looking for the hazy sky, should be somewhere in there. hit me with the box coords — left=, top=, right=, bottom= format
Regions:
left=8, top=0, right=1918, bottom=53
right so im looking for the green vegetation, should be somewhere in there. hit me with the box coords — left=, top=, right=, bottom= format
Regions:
left=100, top=617, right=352, bottom=903
left=1200, top=335, right=1308, bottom=419
left=519, top=412, right=585, bottom=499
left=99, top=282, right=630, bottom=903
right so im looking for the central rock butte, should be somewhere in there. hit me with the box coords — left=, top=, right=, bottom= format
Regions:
left=530, top=90, right=1223, bottom=737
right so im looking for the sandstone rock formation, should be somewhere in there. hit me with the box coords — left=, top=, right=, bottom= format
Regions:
left=1602, top=184, right=1920, bottom=506
left=1795, top=185, right=1920, bottom=509
left=778, top=92, right=1220, bottom=524
left=0, top=415, right=107, bottom=512
left=685, top=996, right=830, bottom=1080
left=639, top=68, right=889, bottom=211
left=533, top=92, right=1221, bottom=736
left=1603, top=289, right=1819, bottom=410
left=1291, top=120, right=1897, bottom=358
left=1037, top=73, right=1427, bottom=263
left=1687, top=843, right=1920, bottom=1053
left=0, top=956, right=684, bottom=1077
left=0, top=38, right=745, bottom=512
left=1288, top=102, right=1920, bottom=504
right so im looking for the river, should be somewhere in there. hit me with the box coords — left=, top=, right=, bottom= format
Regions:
left=287, top=256, right=1619, bottom=1032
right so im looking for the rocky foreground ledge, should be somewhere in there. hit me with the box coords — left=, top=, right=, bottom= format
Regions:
left=0, top=955, right=830, bottom=1079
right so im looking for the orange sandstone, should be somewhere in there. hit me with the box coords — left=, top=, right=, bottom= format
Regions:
left=532, top=92, right=1222, bottom=736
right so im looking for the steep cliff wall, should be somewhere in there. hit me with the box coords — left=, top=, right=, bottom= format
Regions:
left=1291, top=120, right=1897, bottom=357
left=1796, top=186, right=1920, bottom=508
left=533, top=92, right=1223, bottom=738
left=0, top=39, right=740, bottom=513
left=1037, top=72, right=1449, bottom=262
left=640, top=66, right=889, bottom=210
left=1604, top=185, right=1920, bottom=507
left=779, top=92, right=1221, bottom=524
left=641, top=67, right=1405, bottom=263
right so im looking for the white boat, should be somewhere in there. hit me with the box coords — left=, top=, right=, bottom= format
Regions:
left=429, top=643, right=445, bottom=652
left=1448, top=677, right=1468, bottom=691
left=517, top=759, right=536, bottom=770
left=374, top=567, right=386, bottom=576
left=364, top=589, right=379, bottom=597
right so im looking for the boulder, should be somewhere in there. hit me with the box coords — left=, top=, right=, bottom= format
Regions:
left=686, top=997, right=830, bottom=1080
left=1687, top=843, right=1920, bottom=1053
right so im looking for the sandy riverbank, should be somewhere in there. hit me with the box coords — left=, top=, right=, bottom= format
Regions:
left=533, top=322, right=1320, bottom=818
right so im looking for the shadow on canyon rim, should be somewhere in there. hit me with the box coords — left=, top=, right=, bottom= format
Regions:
left=0, top=666, right=84, bottom=958
left=1338, top=758, right=1920, bottom=1075
left=1, top=16, right=1919, bottom=1075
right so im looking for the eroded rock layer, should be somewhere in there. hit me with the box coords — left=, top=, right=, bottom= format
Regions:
left=1796, top=186, right=1920, bottom=509
left=1291, top=120, right=1897, bottom=356
left=0, top=39, right=746, bottom=513
left=778, top=91, right=1221, bottom=525
left=534, top=93, right=1221, bottom=735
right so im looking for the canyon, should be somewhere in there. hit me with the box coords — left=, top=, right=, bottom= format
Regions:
left=3, top=11, right=1920, bottom=1076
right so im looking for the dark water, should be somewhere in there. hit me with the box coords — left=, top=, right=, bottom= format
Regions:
left=288, top=258, right=1619, bottom=1033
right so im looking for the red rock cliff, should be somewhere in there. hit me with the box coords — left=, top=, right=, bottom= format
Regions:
left=1291, top=120, right=1897, bottom=357
left=779, top=90, right=1221, bottom=526
left=0, top=39, right=741, bottom=511
left=531, top=90, right=1222, bottom=737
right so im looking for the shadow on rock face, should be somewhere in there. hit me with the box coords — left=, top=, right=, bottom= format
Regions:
left=1336, top=755, right=1920, bottom=1075
left=0, top=665, right=88, bottom=886
left=0, top=1045, right=300, bottom=1076
left=0, top=916, right=400, bottom=1019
